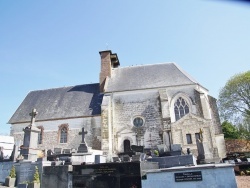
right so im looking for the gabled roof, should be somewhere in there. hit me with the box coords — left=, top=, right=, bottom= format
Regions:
left=8, top=83, right=103, bottom=124
left=105, top=63, right=200, bottom=92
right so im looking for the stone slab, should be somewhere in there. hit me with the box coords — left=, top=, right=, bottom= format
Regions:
left=147, top=155, right=196, bottom=168
left=72, top=162, right=141, bottom=188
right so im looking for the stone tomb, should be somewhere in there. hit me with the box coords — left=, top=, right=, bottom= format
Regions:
left=147, top=155, right=197, bottom=168
left=73, top=162, right=141, bottom=188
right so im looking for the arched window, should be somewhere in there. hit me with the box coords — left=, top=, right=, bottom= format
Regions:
left=174, top=97, right=189, bottom=121
left=58, top=124, right=68, bottom=143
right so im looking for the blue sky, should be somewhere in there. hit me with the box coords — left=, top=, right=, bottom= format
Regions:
left=0, top=0, right=249, bottom=135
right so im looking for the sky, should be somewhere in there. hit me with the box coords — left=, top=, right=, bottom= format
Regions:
left=0, top=0, right=250, bottom=135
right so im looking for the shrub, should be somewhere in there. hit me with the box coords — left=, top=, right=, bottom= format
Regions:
left=9, top=166, right=16, bottom=178
left=33, top=166, right=40, bottom=183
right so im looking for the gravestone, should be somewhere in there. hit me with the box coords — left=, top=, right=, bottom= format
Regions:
left=132, top=155, right=141, bottom=162
left=170, top=144, right=181, bottom=156
left=54, top=148, right=62, bottom=155
left=121, top=155, right=130, bottom=162
left=72, top=162, right=141, bottom=188
left=63, top=149, right=71, bottom=154
left=131, top=145, right=144, bottom=153
left=20, top=109, right=40, bottom=161
left=112, top=157, right=120, bottom=162
left=171, top=144, right=181, bottom=151
left=77, top=127, right=88, bottom=153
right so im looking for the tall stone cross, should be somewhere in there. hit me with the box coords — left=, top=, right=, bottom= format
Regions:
left=79, top=127, right=88, bottom=143
left=29, top=108, right=38, bottom=126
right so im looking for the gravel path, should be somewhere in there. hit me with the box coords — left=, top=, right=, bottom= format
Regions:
left=236, top=176, right=250, bottom=188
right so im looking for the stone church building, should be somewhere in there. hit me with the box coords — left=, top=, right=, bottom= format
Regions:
left=8, top=50, right=226, bottom=161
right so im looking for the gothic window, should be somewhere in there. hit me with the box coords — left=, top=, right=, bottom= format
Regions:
left=37, top=126, right=44, bottom=145
left=174, top=97, right=189, bottom=121
left=58, top=124, right=68, bottom=143
left=186, top=134, right=192, bottom=144
left=133, top=117, right=144, bottom=127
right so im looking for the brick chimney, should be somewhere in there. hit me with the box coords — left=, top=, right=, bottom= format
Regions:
left=99, top=50, right=120, bottom=92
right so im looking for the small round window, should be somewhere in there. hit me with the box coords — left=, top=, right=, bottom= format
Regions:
left=133, top=117, right=144, bottom=127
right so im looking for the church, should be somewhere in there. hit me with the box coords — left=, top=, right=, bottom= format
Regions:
left=8, top=50, right=226, bottom=161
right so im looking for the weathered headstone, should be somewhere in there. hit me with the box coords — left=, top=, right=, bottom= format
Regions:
left=54, top=148, right=62, bottom=155
left=171, top=144, right=181, bottom=151
left=131, top=145, right=144, bottom=153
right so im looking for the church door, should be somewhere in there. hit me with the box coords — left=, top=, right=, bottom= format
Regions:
left=123, top=139, right=131, bottom=153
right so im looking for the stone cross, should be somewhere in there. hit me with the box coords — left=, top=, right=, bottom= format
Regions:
left=29, top=108, right=38, bottom=126
left=79, top=127, right=88, bottom=143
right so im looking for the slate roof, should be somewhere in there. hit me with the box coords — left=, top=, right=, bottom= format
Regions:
left=8, top=83, right=103, bottom=124
left=105, top=63, right=200, bottom=92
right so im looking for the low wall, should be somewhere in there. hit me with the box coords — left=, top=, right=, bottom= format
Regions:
left=142, top=164, right=237, bottom=188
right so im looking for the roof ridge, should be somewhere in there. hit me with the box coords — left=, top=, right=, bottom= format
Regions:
left=112, top=62, right=175, bottom=69
left=29, top=83, right=99, bottom=92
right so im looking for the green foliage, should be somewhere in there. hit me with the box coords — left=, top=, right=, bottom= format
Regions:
left=218, top=71, right=250, bottom=124
left=222, top=121, right=250, bottom=140
left=9, top=166, right=16, bottom=178
left=222, top=121, right=240, bottom=139
left=33, top=166, right=40, bottom=183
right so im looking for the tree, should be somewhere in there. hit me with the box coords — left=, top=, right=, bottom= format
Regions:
left=218, top=71, right=250, bottom=125
left=221, top=121, right=240, bottom=139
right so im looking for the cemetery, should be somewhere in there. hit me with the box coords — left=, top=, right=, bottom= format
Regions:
left=0, top=109, right=242, bottom=188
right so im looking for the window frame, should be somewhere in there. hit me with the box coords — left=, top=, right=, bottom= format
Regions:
left=58, top=124, right=69, bottom=144
left=186, top=134, right=192, bottom=144
left=37, top=126, right=44, bottom=145
left=170, top=93, right=192, bottom=122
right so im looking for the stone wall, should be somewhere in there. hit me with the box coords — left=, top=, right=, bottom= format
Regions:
left=11, top=116, right=102, bottom=152
left=113, top=90, right=163, bottom=151
left=194, top=89, right=204, bottom=118
left=171, top=114, right=217, bottom=157
left=225, top=139, right=250, bottom=153
left=208, top=95, right=222, bottom=135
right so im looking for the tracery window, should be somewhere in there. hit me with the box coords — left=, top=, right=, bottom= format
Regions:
left=174, top=97, right=189, bottom=121
left=58, top=124, right=68, bottom=143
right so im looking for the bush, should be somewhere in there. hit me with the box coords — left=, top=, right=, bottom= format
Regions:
left=33, top=166, right=40, bottom=183
left=9, top=166, right=16, bottom=178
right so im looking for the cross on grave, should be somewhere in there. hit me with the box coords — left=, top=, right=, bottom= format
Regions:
left=77, top=127, right=88, bottom=153
left=79, top=127, right=88, bottom=143
left=29, top=109, right=38, bottom=126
